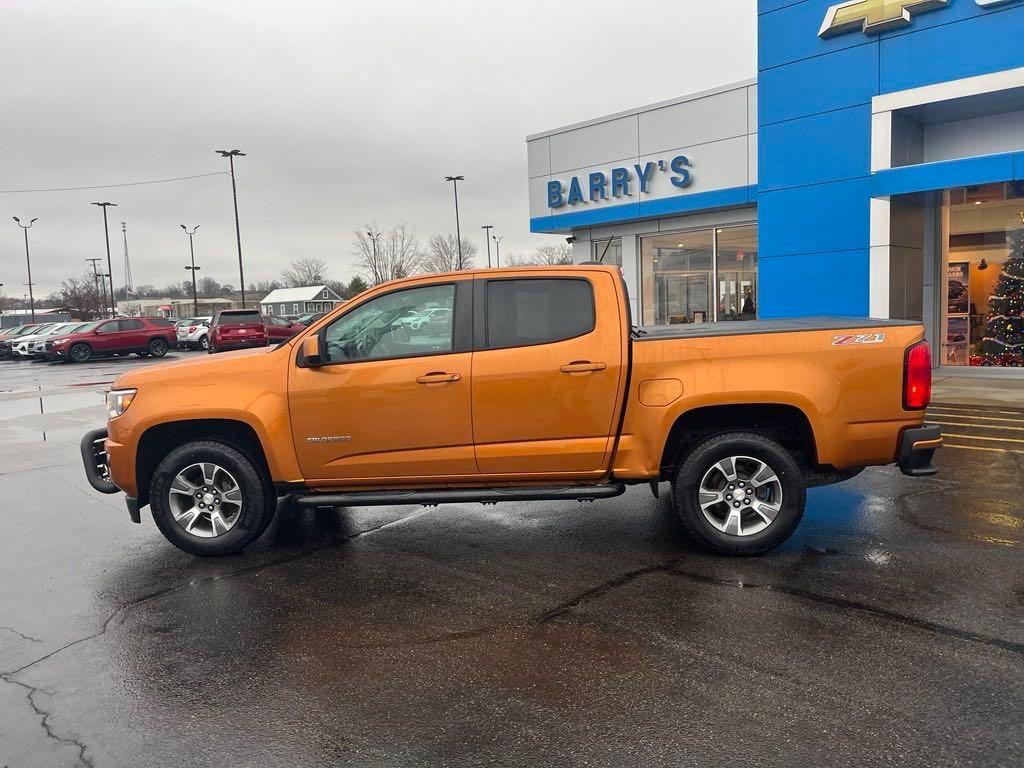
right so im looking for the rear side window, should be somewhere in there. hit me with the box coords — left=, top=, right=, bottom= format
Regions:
left=485, top=278, right=594, bottom=349
left=119, top=319, right=144, bottom=331
left=147, top=318, right=174, bottom=327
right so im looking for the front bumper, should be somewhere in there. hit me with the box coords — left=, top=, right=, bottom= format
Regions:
left=897, top=424, right=942, bottom=477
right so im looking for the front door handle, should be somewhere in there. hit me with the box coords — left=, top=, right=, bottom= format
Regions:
left=416, top=372, right=462, bottom=384
left=559, top=361, right=607, bottom=374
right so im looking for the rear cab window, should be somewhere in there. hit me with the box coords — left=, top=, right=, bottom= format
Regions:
left=484, top=278, right=595, bottom=349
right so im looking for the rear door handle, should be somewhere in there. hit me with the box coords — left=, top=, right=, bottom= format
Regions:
left=416, top=372, right=462, bottom=384
left=559, top=361, right=607, bottom=374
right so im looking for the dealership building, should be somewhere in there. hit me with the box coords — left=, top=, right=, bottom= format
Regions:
left=527, top=0, right=1024, bottom=375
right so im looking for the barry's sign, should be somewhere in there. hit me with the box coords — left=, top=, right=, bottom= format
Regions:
left=547, top=155, right=693, bottom=209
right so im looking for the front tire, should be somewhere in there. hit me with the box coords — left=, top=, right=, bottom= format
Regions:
left=150, top=440, right=275, bottom=556
left=68, top=343, right=92, bottom=363
left=148, top=338, right=169, bottom=358
left=671, top=432, right=805, bottom=556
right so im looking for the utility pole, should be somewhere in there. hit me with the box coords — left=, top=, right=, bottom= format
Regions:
left=367, top=230, right=381, bottom=277
left=493, top=234, right=503, bottom=268
left=86, top=258, right=104, bottom=318
left=181, top=225, right=201, bottom=316
left=91, top=202, right=117, bottom=317
left=121, top=222, right=133, bottom=299
left=481, top=225, right=494, bottom=268
left=444, top=176, right=465, bottom=268
left=12, top=217, right=37, bottom=322
left=216, top=149, right=247, bottom=306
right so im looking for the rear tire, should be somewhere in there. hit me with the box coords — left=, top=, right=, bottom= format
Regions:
left=671, top=432, right=805, bottom=556
left=68, top=343, right=92, bottom=363
left=148, top=338, right=169, bottom=358
left=199, top=335, right=210, bottom=351
left=150, top=440, right=274, bottom=556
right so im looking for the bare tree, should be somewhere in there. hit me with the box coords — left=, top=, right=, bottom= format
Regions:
left=282, top=257, right=329, bottom=287
left=354, top=224, right=422, bottom=284
left=531, top=243, right=574, bottom=265
left=501, top=253, right=531, bottom=267
left=53, top=275, right=103, bottom=319
left=422, top=234, right=477, bottom=273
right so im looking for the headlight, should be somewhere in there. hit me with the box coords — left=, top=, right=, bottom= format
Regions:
left=52, top=338, right=68, bottom=345
left=106, top=389, right=137, bottom=419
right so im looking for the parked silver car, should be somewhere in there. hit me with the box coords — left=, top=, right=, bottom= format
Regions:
left=176, top=317, right=212, bottom=350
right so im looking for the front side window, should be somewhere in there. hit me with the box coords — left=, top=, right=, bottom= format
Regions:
left=323, top=283, right=455, bottom=363
left=96, top=321, right=120, bottom=334
left=486, top=278, right=594, bottom=349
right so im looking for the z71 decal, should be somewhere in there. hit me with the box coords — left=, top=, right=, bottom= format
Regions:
left=832, top=333, right=886, bottom=346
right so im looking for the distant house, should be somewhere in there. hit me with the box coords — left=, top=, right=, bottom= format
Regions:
left=260, top=286, right=344, bottom=317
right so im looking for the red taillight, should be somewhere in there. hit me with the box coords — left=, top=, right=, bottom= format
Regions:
left=188, top=326, right=197, bottom=333
left=904, top=341, right=931, bottom=410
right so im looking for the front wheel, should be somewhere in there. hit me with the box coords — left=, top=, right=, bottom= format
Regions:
left=150, top=440, right=274, bottom=556
left=148, top=338, right=169, bottom=358
left=68, top=343, right=92, bottom=363
left=671, top=432, right=806, bottom=556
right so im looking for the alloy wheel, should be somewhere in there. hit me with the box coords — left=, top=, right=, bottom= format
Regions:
left=167, top=462, right=243, bottom=538
left=698, top=455, right=784, bottom=537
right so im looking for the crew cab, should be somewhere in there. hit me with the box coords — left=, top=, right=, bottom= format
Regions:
left=81, top=266, right=940, bottom=557
left=51, top=317, right=176, bottom=362
left=208, top=309, right=268, bottom=353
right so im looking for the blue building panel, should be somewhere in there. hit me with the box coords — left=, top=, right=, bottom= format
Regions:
left=759, top=177, right=871, bottom=258
left=879, top=7, right=1024, bottom=93
left=872, top=153, right=1020, bottom=198
left=759, top=0, right=872, bottom=71
left=758, top=104, right=871, bottom=192
left=758, top=42, right=878, bottom=126
left=758, top=249, right=870, bottom=318
left=758, top=0, right=809, bottom=14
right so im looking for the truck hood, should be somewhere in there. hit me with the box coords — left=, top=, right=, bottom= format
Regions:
left=112, top=345, right=283, bottom=390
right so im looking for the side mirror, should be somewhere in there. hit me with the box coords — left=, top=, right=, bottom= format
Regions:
left=300, top=335, right=323, bottom=367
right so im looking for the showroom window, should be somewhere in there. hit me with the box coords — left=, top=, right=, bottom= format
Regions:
left=639, top=224, right=757, bottom=326
left=941, top=182, right=1024, bottom=368
left=591, top=238, right=622, bottom=266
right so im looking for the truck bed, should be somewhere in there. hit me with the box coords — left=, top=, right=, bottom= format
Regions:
left=635, top=316, right=918, bottom=342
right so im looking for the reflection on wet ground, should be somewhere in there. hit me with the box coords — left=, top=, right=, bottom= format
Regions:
left=0, top=355, right=1021, bottom=767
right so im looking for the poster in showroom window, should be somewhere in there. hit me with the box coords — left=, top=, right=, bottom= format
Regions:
left=946, top=261, right=970, bottom=365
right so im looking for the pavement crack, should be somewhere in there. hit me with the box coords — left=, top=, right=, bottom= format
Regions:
left=664, top=567, right=1024, bottom=657
left=0, top=625, right=42, bottom=644
left=0, top=675, right=93, bottom=767
left=537, top=561, right=677, bottom=624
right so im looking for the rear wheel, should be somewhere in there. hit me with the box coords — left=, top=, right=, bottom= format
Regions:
left=199, top=335, right=210, bottom=351
left=68, top=343, right=92, bottom=363
left=671, top=432, right=805, bottom=556
left=150, top=440, right=274, bottom=556
left=148, top=338, right=169, bottom=358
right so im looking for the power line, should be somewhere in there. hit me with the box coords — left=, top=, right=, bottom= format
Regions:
left=0, top=171, right=229, bottom=194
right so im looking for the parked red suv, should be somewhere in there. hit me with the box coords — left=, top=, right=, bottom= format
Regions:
left=263, top=315, right=305, bottom=343
left=208, top=309, right=268, bottom=353
left=49, top=317, right=176, bottom=363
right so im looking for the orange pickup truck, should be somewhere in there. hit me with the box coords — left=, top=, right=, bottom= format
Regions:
left=82, top=265, right=940, bottom=557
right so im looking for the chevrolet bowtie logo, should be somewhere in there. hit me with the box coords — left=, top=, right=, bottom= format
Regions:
left=819, top=0, right=949, bottom=38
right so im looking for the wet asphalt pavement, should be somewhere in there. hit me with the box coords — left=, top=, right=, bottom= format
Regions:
left=0, top=352, right=1021, bottom=767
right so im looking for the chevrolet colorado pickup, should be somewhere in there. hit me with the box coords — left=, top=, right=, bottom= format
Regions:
left=81, top=266, right=940, bottom=557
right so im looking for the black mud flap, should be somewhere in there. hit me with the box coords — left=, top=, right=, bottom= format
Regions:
left=80, top=428, right=120, bottom=494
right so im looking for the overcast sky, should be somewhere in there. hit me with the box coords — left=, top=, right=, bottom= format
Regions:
left=2, top=0, right=756, bottom=299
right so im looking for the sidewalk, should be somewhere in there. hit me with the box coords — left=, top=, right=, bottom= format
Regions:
left=932, top=373, right=1024, bottom=407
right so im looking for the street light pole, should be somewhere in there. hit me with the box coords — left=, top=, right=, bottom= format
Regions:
left=367, top=230, right=381, bottom=276
left=481, top=225, right=494, bottom=268
left=181, top=225, right=201, bottom=316
left=12, top=217, right=37, bottom=322
left=444, top=176, right=465, bottom=268
left=86, top=258, right=104, bottom=318
left=493, top=234, right=503, bottom=268
left=216, top=149, right=247, bottom=306
left=91, top=202, right=117, bottom=317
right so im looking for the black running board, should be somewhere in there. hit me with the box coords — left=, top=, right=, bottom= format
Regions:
left=293, top=484, right=626, bottom=509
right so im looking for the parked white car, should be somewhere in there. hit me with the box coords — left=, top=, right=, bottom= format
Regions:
left=11, top=322, right=88, bottom=358
left=176, top=317, right=212, bottom=350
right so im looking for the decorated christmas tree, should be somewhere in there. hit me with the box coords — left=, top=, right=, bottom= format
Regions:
left=978, top=221, right=1024, bottom=367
